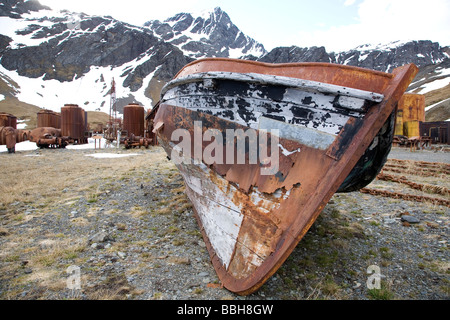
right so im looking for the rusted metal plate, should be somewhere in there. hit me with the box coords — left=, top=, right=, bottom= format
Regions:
left=153, top=58, right=418, bottom=295
left=37, top=109, right=61, bottom=129
left=174, top=58, right=394, bottom=93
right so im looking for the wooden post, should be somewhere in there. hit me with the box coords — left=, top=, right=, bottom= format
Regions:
left=93, top=135, right=102, bottom=149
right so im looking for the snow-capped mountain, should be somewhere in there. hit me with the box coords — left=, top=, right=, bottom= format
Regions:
left=0, top=0, right=449, bottom=123
left=0, top=1, right=265, bottom=115
left=259, top=40, right=449, bottom=73
left=144, top=7, right=266, bottom=59
left=257, top=41, right=450, bottom=121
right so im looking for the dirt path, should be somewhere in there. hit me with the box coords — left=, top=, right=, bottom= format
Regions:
left=0, top=146, right=448, bottom=300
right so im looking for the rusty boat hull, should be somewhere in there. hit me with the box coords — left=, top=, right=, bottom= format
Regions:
left=153, top=58, right=418, bottom=295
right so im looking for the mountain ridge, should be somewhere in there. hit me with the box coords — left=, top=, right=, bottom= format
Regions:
left=0, top=0, right=449, bottom=124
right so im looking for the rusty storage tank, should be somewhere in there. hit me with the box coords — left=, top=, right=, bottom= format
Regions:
left=61, top=104, right=86, bottom=143
left=37, top=110, right=61, bottom=128
left=0, top=126, right=17, bottom=153
left=396, top=93, right=425, bottom=137
left=123, top=103, right=145, bottom=137
left=0, top=112, right=17, bottom=129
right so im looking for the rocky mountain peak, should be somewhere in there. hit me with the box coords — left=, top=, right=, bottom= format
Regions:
left=0, top=0, right=50, bottom=19
left=145, top=7, right=266, bottom=59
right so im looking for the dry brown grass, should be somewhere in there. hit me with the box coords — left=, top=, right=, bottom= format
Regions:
left=0, top=149, right=169, bottom=208
left=0, top=147, right=177, bottom=299
left=422, top=83, right=450, bottom=122
left=423, top=83, right=450, bottom=107
left=86, top=111, right=110, bottom=129
left=0, top=96, right=41, bottom=129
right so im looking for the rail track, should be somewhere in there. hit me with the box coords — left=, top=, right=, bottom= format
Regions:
left=360, top=158, right=450, bottom=207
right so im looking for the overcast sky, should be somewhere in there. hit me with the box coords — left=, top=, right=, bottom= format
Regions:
left=37, top=0, right=450, bottom=52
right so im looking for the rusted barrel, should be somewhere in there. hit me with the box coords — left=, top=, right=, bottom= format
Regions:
left=0, top=126, right=17, bottom=153
left=61, top=104, right=86, bottom=143
left=123, top=103, right=145, bottom=137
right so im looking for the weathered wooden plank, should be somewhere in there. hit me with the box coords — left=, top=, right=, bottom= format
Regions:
left=163, top=86, right=359, bottom=135
left=162, top=71, right=385, bottom=102
left=258, top=116, right=335, bottom=150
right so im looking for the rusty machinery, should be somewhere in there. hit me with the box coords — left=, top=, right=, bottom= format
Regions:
left=31, top=105, right=87, bottom=149
left=1, top=106, right=89, bottom=151
left=29, top=127, right=69, bottom=149
left=145, top=102, right=159, bottom=146
left=0, top=113, right=28, bottom=153
left=37, top=109, right=61, bottom=129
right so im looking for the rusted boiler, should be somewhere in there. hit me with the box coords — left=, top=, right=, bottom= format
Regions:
left=61, top=104, right=88, bottom=144
left=122, top=103, right=152, bottom=148
left=37, top=109, right=61, bottom=129
left=123, top=103, right=145, bottom=137
left=0, top=126, right=17, bottom=153
left=0, top=112, right=17, bottom=129
left=29, top=127, right=68, bottom=149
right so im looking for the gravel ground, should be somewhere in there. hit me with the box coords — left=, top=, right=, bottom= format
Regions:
left=0, top=145, right=448, bottom=301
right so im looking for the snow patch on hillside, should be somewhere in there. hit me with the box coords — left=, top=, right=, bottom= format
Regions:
left=0, top=61, right=152, bottom=116
left=413, top=68, right=450, bottom=94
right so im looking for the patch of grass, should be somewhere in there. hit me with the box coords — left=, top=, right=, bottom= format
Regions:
left=321, top=278, right=342, bottom=296
left=172, top=239, right=185, bottom=246
left=4, top=254, right=20, bottom=262
left=316, top=251, right=338, bottom=267
left=87, top=194, right=98, bottom=203
left=367, top=281, right=395, bottom=300
left=329, top=208, right=340, bottom=219
left=380, top=247, right=394, bottom=260
left=154, top=207, right=171, bottom=215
